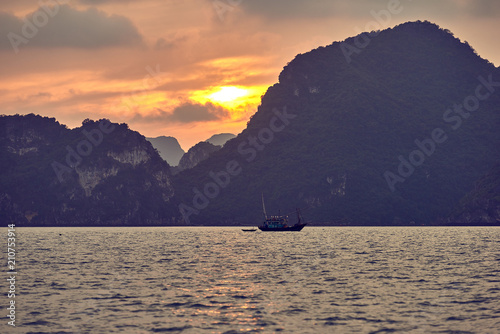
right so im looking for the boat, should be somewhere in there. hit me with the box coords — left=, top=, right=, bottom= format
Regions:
left=258, top=195, right=307, bottom=232
left=242, top=228, right=257, bottom=232
left=258, top=215, right=306, bottom=231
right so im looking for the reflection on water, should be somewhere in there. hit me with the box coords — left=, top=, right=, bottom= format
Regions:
left=5, top=226, right=499, bottom=333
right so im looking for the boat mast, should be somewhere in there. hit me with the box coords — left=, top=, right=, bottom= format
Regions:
left=262, top=193, right=268, bottom=219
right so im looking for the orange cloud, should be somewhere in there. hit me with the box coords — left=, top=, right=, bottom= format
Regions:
left=1, top=0, right=499, bottom=152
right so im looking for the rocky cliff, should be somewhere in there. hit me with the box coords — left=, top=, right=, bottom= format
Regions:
left=446, top=164, right=500, bottom=225
left=174, top=21, right=500, bottom=225
left=177, top=141, right=221, bottom=172
left=146, top=136, right=185, bottom=166
left=2, top=21, right=499, bottom=227
left=0, top=115, right=177, bottom=226
left=206, top=133, right=236, bottom=146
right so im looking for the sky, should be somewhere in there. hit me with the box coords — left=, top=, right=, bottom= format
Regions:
left=1, top=0, right=499, bottom=150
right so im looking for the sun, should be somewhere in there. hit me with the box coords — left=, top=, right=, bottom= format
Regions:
left=189, top=84, right=268, bottom=121
left=208, top=86, right=248, bottom=103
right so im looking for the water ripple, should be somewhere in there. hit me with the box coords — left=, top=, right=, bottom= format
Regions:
left=5, top=226, right=499, bottom=333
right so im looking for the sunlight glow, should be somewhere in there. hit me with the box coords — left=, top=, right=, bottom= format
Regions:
left=208, top=86, right=248, bottom=103
left=190, top=85, right=267, bottom=112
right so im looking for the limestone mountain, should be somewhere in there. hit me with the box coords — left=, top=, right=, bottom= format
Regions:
left=174, top=21, right=500, bottom=225
left=146, top=136, right=185, bottom=166
left=177, top=141, right=221, bottom=172
left=2, top=21, right=499, bottom=227
left=446, top=163, right=500, bottom=225
left=0, top=115, right=177, bottom=226
left=206, top=133, right=236, bottom=146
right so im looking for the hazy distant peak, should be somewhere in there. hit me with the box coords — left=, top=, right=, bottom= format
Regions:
left=205, top=133, right=236, bottom=147
left=155, top=135, right=177, bottom=140
left=146, top=136, right=185, bottom=166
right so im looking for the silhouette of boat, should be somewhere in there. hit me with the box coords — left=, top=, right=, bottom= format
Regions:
left=258, top=195, right=307, bottom=232
left=242, top=228, right=257, bottom=232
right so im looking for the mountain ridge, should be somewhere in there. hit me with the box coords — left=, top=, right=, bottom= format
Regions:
left=0, top=115, right=179, bottom=226
left=206, top=133, right=236, bottom=146
left=174, top=20, right=500, bottom=225
left=1, top=21, right=499, bottom=226
left=177, top=141, right=221, bottom=173
left=146, top=136, right=185, bottom=166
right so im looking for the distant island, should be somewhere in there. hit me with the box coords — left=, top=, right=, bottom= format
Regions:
left=1, top=21, right=499, bottom=227
left=146, top=133, right=235, bottom=167
left=146, top=136, right=185, bottom=166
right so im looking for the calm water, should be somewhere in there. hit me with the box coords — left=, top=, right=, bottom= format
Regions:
left=3, top=226, right=500, bottom=333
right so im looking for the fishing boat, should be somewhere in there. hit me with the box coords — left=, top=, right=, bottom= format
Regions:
left=258, top=195, right=307, bottom=232
left=242, top=228, right=257, bottom=232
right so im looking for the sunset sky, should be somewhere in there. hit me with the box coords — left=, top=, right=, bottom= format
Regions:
left=1, top=0, right=499, bottom=150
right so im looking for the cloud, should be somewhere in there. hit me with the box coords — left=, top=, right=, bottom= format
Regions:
left=0, top=5, right=143, bottom=51
left=464, top=0, right=500, bottom=17
left=131, top=102, right=230, bottom=124
left=237, top=0, right=500, bottom=21
left=154, top=32, right=192, bottom=51
left=167, top=102, right=229, bottom=123
left=237, top=0, right=414, bottom=20
left=238, top=0, right=338, bottom=19
left=27, top=92, right=52, bottom=100
left=79, top=0, right=133, bottom=4
left=0, top=11, right=21, bottom=36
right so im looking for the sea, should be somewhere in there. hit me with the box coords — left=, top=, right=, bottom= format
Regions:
left=2, top=226, right=499, bottom=334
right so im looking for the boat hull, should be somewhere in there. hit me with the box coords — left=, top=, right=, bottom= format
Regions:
left=258, top=223, right=307, bottom=232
